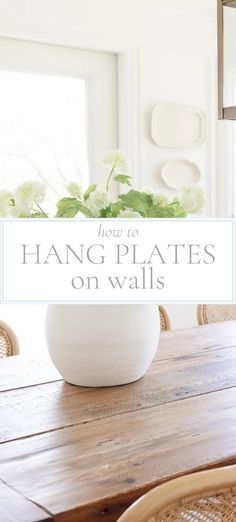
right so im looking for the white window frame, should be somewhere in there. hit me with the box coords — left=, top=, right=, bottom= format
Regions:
left=118, top=47, right=142, bottom=189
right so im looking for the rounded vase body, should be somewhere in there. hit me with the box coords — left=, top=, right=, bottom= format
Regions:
left=45, top=304, right=160, bottom=387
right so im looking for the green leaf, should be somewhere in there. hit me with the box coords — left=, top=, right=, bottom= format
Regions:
left=56, top=197, right=92, bottom=218
left=110, top=201, right=125, bottom=217
left=83, top=184, right=97, bottom=201
left=166, top=202, right=187, bottom=218
left=99, top=206, right=112, bottom=218
left=31, top=212, right=48, bottom=219
left=118, top=190, right=153, bottom=217
left=98, top=201, right=125, bottom=218
left=114, top=175, right=132, bottom=186
left=147, top=202, right=187, bottom=218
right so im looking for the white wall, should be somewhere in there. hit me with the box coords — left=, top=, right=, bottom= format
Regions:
left=0, top=0, right=218, bottom=209
left=0, top=0, right=220, bottom=330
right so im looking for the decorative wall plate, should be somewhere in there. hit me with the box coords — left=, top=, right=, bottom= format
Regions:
left=161, top=159, right=201, bottom=190
left=151, top=103, right=206, bottom=148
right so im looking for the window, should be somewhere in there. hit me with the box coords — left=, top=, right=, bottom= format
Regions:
left=0, top=37, right=118, bottom=356
left=0, top=36, right=118, bottom=189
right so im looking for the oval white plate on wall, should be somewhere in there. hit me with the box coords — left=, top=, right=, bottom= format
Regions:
left=161, top=159, right=201, bottom=190
left=151, top=103, right=206, bottom=148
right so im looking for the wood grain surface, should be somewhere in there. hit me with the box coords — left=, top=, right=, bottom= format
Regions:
left=0, top=355, right=61, bottom=392
left=1, top=322, right=236, bottom=521
left=0, top=479, right=52, bottom=522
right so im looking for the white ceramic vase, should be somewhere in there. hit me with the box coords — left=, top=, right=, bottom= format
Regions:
left=45, top=304, right=160, bottom=387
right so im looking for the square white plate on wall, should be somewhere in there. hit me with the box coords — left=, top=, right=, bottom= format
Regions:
left=151, top=103, right=206, bottom=148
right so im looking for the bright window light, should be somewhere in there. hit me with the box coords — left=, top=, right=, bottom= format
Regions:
left=0, top=70, right=89, bottom=198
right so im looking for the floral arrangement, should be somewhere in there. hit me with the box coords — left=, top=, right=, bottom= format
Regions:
left=0, top=150, right=205, bottom=218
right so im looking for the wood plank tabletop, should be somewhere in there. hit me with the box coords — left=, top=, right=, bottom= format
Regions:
left=1, top=321, right=236, bottom=521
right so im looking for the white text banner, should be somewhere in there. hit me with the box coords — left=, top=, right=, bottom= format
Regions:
left=2, top=219, right=234, bottom=303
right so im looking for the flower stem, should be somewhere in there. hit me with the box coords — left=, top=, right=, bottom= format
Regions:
left=105, top=165, right=115, bottom=192
left=34, top=201, right=47, bottom=217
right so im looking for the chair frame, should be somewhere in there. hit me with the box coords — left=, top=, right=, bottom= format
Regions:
left=159, top=305, right=171, bottom=331
left=0, top=320, right=19, bottom=356
left=197, top=304, right=207, bottom=325
left=118, top=465, right=236, bottom=521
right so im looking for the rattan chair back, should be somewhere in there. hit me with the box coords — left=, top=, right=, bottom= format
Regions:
left=117, top=465, right=236, bottom=521
left=0, top=320, right=19, bottom=357
left=198, top=304, right=236, bottom=325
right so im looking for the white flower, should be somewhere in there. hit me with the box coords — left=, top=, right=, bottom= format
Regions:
left=100, top=150, right=128, bottom=171
left=181, top=186, right=205, bottom=215
left=86, top=189, right=111, bottom=217
left=152, top=193, right=169, bottom=207
left=13, top=181, right=46, bottom=216
left=15, top=181, right=46, bottom=203
left=118, top=210, right=143, bottom=218
left=11, top=205, right=29, bottom=218
left=0, top=190, right=14, bottom=217
left=66, top=182, right=83, bottom=199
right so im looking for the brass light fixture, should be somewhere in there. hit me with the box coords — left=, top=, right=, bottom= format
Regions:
left=218, top=0, right=236, bottom=119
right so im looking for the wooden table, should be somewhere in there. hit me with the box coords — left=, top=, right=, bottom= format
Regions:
left=1, top=322, right=236, bottom=522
